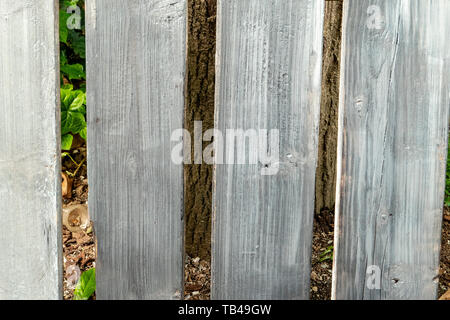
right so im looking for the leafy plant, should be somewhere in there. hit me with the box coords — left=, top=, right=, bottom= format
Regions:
left=60, top=0, right=86, bottom=84
left=60, top=0, right=86, bottom=151
left=73, top=268, right=96, bottom=300
left=319, top=246, right=334, bottom=262
left=61, top=85, right=87, bottom=150
left=61, top=63, right=86, bottom=81
left=59, top=1, right=93, bottom=300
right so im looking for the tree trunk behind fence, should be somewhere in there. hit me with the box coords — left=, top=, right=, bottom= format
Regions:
left=184, top=0, right=217, bottom=260
left=314, top=0, right=343, bottom=227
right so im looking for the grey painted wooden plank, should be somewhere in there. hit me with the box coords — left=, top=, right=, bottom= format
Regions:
left=86, top=0, right=186, bottom=299
left=0, top=0, right=62, bottom=300
left=212, top=0, right=325, bottom=300
left=333, top=0, right=450, bottom=300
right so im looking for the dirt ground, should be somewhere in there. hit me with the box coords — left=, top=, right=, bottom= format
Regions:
left=439, top=207, right=450, bottom=298
left=61, top=142, right=94, bottom=300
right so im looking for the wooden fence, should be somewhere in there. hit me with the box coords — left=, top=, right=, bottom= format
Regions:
left=0, top=0, right=448, bottom=300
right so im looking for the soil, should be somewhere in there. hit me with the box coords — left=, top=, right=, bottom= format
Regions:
left=310, top=211, right=335, bottom=300
left=184, top=256, right=211, bottom=300
left=61, top=144, right=95, bottom=300
left=439, top=207, right=450, bottom=298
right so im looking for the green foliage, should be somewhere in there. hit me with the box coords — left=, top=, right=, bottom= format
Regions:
left=61, top=63, right=86, bottom=81
left=61, top=134, right=74, bottom=151
left=60, top=0, right=85, bottom=83
left=445, top=136, right=450, bottom=207
left=73, top=268, right=96, bottom=300
left=61, top=85, right=86, bottom=150
left=60, top=1, right=94, bottom=300
left=60, top=0, right=86, bottom=151
left=70, top=31, right=86, bottom=59
left=319, top=246, right=334, bottom=263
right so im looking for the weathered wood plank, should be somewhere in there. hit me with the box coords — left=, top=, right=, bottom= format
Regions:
left=333, top=0, right=450, bottom=300
left=212, top=0, right=325, bottom=299
left=0, top=0, right=62, bottom=299
left=86, top=0, right=186, bottom=299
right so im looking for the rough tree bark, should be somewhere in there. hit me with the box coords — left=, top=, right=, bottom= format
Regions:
left=314, top=0, right=343, bottom=232
left=184, top=0, right=343, bottom=258
left=184, top=0, right=216, bottom=259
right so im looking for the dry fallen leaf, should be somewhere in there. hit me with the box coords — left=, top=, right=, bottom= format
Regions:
left=439, top=289, right=450, bottom=300
left=61, top=172, right=73, bottom=199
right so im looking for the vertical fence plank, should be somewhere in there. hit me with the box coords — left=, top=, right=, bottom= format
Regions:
left=86, top=0, right=186, bottom=299
left=212, top=0, right=325, bottom=299
left=333, top=0, right=450, bottom=300
left=0, top=0, right=62, bottom=299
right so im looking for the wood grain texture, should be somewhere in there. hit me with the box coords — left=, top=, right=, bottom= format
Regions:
left=212, top=0, right=324, bottom=299
left=86, top=0, right=186, bottom=299
left=333, top=0, right=450, bottom=300
left=0, top=0, right=62, bottom=299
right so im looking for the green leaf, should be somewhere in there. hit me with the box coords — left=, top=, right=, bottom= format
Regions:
left=73, top=268, right=96, bottom=300
left=60, top=0, right=79, bottom=10
left=78, top=83, right=87, bottom=93
left=61, top=134, right=74, bottom=151
left=69, top=31, right=86, bottom=59
left=79, top=127, right=87, bottom=140
left=319, top=246, right=334, bottom=262
left=61, top=90, right=84, bottom=111
left=61, top=89, right=77, bottom=111
left=62, top=110, right=86, bottom=135
left=61, top=84, right=73, bottom=90
left=60, top=49, right=68, bottom=66
left=60, top=63, right=86, bottom=80
left=69, top=92, right=86, bottom=112
left=59, top=10, right=71, bottom=45
left=61, top=87, right=86, bottom=137
left=60, top=1, right=87, bottom=144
